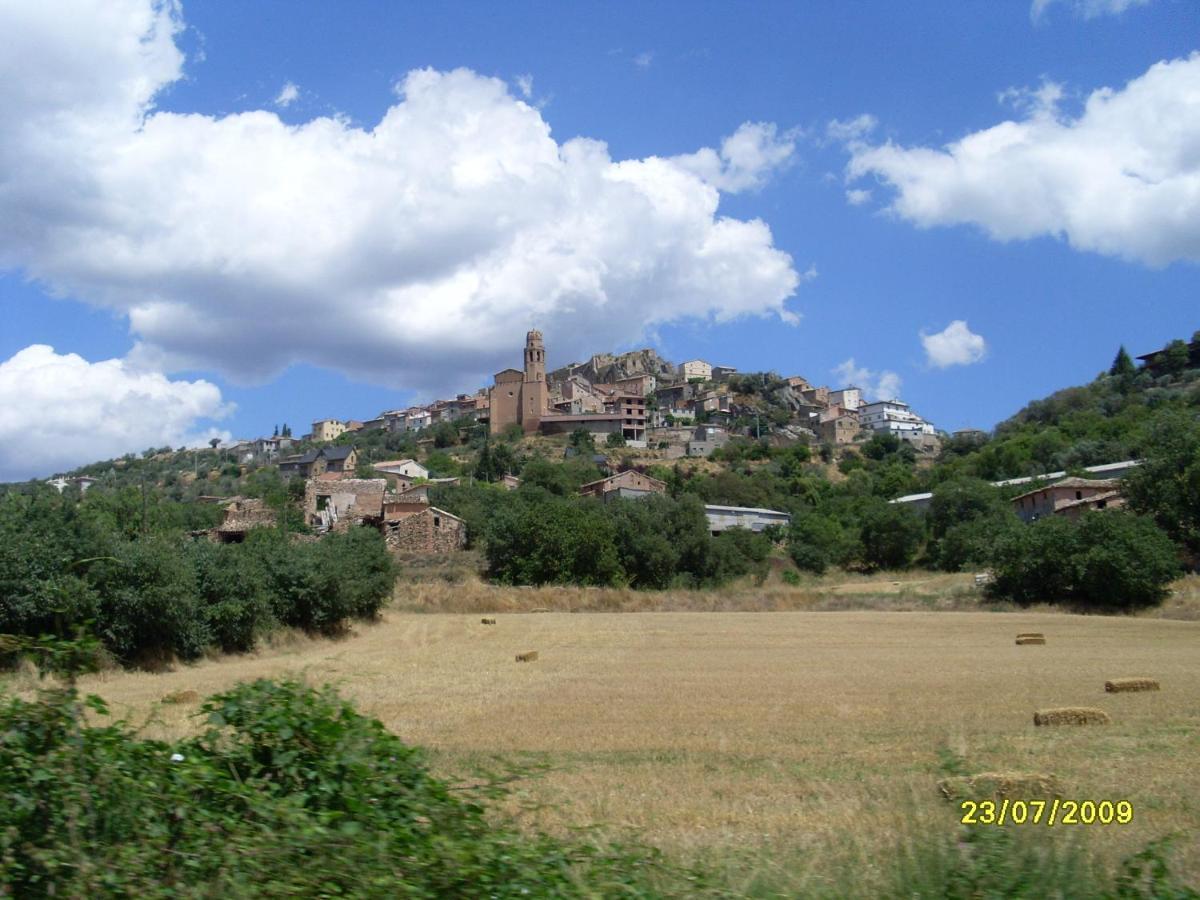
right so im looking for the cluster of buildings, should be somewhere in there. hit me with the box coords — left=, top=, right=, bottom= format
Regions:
left=893, top=460, right=1141, bottom=521
left=220, top=331, right=939, bottom=473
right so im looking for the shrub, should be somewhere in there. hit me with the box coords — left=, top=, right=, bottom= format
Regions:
left=0, top=678, right=671, bottom=897
left=89, top=537, right=209, bottom=665
left=189, top=542, right=275, bottom=653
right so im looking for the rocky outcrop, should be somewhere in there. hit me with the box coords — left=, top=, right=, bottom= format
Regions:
left=550, top=348, right=676, bottom=386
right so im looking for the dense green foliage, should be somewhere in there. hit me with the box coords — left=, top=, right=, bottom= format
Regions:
left=0, top=678, right=668, bottom=897
left=0, top=487, right=395, bottom=667
left=986, top=512, right=1179, bottom=609
left=434, top=484, right=772, bottom=588
left=1123, top=411, right=1200, bottom=562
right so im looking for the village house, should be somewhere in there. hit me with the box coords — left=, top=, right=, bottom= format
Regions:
left=859, top=399, right=935, bottom=442
left=1011, top=477, right=1124, bottom=522
left=310, top=419, right=346, bottom=442
left=373, top=458, right=429, bottom=480
left=687, top=424, right=731, bottom=458
left=681, top=359, right=713, bottom=381
left=1136, top=337, right=1200, bottom=376
left=579, top=470, right=667, bottom=502
left=615, top=373, right=656, bottom=396
left=818, top=408, right=861, bottom=445
left=379, top=500, right=467, bottom=554
left=711, top=365, right=738, bottom=381
left=828, top=387, right=862, bottom=411
left=320, top=445, right=357, bottom=474
left=278, top=449, right=325, bottom=479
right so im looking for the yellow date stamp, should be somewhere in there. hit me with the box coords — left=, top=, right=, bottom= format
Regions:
left=960, top=799, right=1133, bottom=827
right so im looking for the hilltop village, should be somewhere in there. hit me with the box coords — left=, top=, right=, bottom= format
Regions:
left=262, top=329, right=941, bottom=468
left=186, top=331, right=943, bottom=548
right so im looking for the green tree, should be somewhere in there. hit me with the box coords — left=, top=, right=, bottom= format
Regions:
left=569, top=428, right=596, bottom=454
left=859, top=500, right=923, bottom=570
left=987, top=512, right=1177, bottom=609
left=1123, top=411, right=1200, bottom=559
left=605, top=431, right=627, bottom=448
left=1162, top=339, right=1191, bottom=375
left=1109, top=345, right=1136, bottom=377
left=787, top=512, right=848, bottom=574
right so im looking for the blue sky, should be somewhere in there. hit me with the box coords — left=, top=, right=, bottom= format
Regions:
left=1, top=0, right=1197, bottom=479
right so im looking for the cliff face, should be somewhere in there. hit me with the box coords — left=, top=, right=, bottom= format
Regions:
left=549, top=348, right=677, bottom=386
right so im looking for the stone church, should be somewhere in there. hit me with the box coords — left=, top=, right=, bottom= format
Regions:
left=489, top=330, right=550, bottom=434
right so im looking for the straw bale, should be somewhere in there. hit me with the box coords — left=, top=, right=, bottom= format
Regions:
left=1104, top=677, right=1160, bottom=693
left=1016, top=635, right=1046, bottom=645
left=938, top=771, right=1062, bottom=801
left=481, top=618, right=497, bottom=625
left=1033, top=707, right=1110, bottom=726
left=515, top=651, right=539, bottom=663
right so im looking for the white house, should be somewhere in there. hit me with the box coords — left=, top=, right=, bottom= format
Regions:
left=859, top=399, right=935, bottom=442
left=405, top=408, right=432, bottom=432
left=373, top=459, right=430, bottom=480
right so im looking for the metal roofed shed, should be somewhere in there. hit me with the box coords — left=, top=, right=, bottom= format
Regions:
left=704, top=505, right=791, bottom=534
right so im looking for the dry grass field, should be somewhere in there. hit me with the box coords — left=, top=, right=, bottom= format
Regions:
left=65, top=600, right=1200, bottom=892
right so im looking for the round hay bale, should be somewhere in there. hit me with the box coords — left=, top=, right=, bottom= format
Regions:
left=1104, top=677, right=1160, bottom=693
left=1033, top=707, right=1110, bottom=726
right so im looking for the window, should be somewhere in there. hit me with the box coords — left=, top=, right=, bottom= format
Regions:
left=1075, top=491, right=1082, bottom=500
left=434, top=516, right=441, bottom=528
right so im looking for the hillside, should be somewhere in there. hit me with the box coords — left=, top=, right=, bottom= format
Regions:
left=933, top=339, right=1200, bottom=483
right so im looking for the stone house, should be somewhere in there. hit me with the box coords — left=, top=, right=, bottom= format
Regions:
left=579, top=470, right=667, bottom=502
left=320, top=445, right=357, bottom=474
left=304, top=477, right=387, bottom=529
left=380, top=505, right=467, bottom=554
left=1011, top=477, right=1122, bottom=523
left=681, top=359, right=713, bottom=381
left=818, top=410, right=861, bottom=445
left=278, top=449, right=326, bottom=479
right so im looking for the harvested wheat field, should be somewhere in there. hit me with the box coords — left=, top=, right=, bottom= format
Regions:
left=76, top=609, right=1200, bottom=886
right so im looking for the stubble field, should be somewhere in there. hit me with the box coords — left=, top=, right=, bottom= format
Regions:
left=69, top=597, right=1200, bottom=891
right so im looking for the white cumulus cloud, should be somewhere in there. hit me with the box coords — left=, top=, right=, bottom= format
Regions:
left=0, top=345, right=232, bottom=481
left=671, top=121, right=797, bottom=194
left=0, top=0, right=802, bottom=395
left=1031, top=0, right=1152, bottom=21
left=845, top=188, right=872, bottom=206
left=920, top=320, right=987, bottom=368
left=274, top=81, right=299, bottom=107
left=832, top=358, right=902, bottom=402
left=844, top=53, right=1200, bottom=267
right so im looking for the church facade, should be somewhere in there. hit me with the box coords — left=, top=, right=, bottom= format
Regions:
left=489, top=330, right=550, bottom=435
